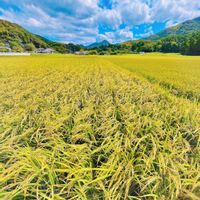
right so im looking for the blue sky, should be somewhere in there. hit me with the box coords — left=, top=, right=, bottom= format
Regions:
left=0, top=0, right=200, bottom=45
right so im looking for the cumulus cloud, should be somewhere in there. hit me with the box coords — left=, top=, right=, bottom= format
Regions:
left=98, top=27, right=134, bottom=43
left=165, top=20, right=178, bottom=28
left=116, top=0, right=151, bottom=26
left=151, top=0, right=200, bottom=23
left=27, top=18, right=42, bottom=27
left=97, top=9, right=121, bottom=30
left=135, top=26, right=154, bottom=38
left=0, top=0, right=199, bottom=44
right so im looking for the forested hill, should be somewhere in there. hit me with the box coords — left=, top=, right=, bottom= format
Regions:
left=86, top=40, right=110, bottom=48
left=147, top=17, right=200, bottom=40
left=87, top=17, right=200, bottom=55
left=0, top=19, right=81, bottom=53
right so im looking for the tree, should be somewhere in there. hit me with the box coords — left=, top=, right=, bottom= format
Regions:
left=131, top=42, right=138, bottom=52
left=10, top=41, right=24, bottom=52
left=89, top=50, right=98, bottom=55
left=186, top=32, right=200, bottom=55
left=180, top=32, right=200, bottom=55
left=24, top=43, right=36, bottom=52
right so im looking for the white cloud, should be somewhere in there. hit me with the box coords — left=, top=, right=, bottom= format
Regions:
left=27, top=18, right=42, bottom=27
left=135, top=26, right=153, bottom=38
left=98, top=27, right=134, bottom=43
left=151, top=0, right=200, bottom=23
left=165, top=20, right=178, bottom=28
left=97, top=9, right=121, bottom=29
left=115, top=0, right=151, bottom=26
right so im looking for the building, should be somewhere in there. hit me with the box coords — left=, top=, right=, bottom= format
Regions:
left=75, top=51, right=89, bottom=55
left=36, top=48, right=55, bottom=54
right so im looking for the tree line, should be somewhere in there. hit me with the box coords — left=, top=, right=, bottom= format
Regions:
left=88, top=32, right=200, bottom=55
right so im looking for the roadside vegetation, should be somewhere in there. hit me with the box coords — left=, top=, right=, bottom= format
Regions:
left=0, top=55, right=199, bottom=200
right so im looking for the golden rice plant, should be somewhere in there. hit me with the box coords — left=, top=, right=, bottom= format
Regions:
left=0, top=55, right=199, bottom=200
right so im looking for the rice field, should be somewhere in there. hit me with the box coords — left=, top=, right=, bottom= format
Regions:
left=0, top=55, right=199, bottom=200
left=105, top=54, right=200, bottom=101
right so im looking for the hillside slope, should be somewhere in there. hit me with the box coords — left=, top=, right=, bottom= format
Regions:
left=0, top=20, right=50, bottom=52
left=0, top=19, right=81, bottom=53
left=147, top=17, right=200, bottom=40
left=86, top=40, right=110, bottom=49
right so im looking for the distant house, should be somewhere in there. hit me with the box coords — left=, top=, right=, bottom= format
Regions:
left=36, top=48, right=55, bottom=54
left=75, top=51, right=89, bottom=55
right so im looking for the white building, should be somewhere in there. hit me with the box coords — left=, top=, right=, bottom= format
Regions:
left=75, top=51, right=89, bottom=55
left=36, top=48, right=55, bottom=54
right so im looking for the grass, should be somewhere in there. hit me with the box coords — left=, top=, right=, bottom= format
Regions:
left=0, top=55, right=199, bottom=200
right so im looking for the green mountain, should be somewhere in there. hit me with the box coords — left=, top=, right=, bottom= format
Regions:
left=0, top=19, right=81, bottom=53
left=86, top=40, right=110, bottom=49
left=147, top=17, right=200, bottom=40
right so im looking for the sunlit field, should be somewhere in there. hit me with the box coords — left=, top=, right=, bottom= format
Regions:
left=0, top=55, right=199, bottom=200
left=105, top=54, right=200, bottom=101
